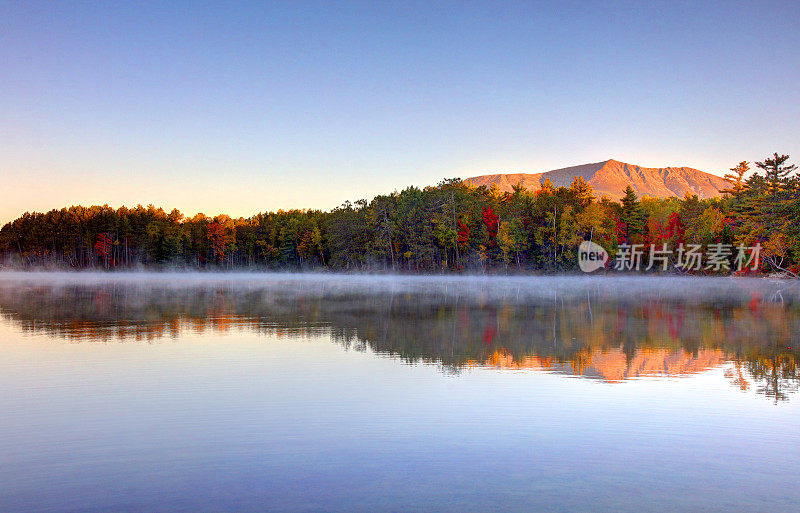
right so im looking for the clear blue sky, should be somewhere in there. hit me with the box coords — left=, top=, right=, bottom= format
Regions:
left=1, top=0, right=798, bottom=223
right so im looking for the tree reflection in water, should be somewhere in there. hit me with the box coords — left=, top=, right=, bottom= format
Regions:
left=1, top=275, right=798, bottom=402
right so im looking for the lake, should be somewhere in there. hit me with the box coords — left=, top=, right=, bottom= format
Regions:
left=1, top=273, right=798, bottom=512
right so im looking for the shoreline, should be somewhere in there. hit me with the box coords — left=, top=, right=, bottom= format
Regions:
left=0, top=268, right=790, bottom=280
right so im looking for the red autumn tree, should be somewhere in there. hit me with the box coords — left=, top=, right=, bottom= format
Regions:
left=612, top=215, right=628, bottom=244
left=665, top=212, right=686, bottom=245
left=457, top=220, right=471, bottom=248
left=94, top=232, right=113, bottom=268
left=646, top=214, right=667, bottom=247
left=482, top=206, right=499, bottom=247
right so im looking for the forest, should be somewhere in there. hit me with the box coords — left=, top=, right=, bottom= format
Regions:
left=1, top=153, right=798, bottom=275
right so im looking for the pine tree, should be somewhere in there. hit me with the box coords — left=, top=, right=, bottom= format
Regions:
left=756, top=153, right=796, bottom=195
left=736, top=154, right=798, bottom=274
left=722, top=161, right=750, bottom=204
left=751, top=154, right=797, bottom=233
left=620, top=186, right=646, bottom=241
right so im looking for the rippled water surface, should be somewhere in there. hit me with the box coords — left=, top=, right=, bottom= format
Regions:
left=1, top=273, right=799, bottom=512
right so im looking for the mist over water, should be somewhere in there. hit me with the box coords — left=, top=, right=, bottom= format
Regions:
left=1, top=270, right=797, bottom=300
left=1, top=273, right=799, bottom=512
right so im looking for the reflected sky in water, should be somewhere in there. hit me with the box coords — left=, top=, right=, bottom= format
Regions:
left=1, top=273, right=799, bottom=512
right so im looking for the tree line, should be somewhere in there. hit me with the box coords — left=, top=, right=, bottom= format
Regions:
left=1, top=153, right=798, bottom=274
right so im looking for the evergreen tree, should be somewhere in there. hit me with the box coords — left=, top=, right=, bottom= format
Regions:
left=722, top=161, right=750, bottom=205
left=756, top=153, right=796, bottom=194
left=620, top=186, right=646, bottom=241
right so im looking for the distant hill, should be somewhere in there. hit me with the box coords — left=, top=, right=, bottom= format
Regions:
left=463, top=159, right=728, bottom=200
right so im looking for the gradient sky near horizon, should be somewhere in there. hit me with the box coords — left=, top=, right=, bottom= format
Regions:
left=1, top=1, right=799, bottom=224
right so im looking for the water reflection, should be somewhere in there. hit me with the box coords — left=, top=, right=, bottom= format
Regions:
left=1, top=274, right=798, bottom=402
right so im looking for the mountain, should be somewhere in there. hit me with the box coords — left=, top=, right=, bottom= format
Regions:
left=463, top=159, right=728, bottom=200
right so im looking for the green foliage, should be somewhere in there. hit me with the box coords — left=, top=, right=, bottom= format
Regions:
left=620, top=186, right=646, bottom=241
left=1, top=153, right=797, bottom=274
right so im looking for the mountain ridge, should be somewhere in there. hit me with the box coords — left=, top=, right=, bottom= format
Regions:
left=463, top=159, right=728, bottom=200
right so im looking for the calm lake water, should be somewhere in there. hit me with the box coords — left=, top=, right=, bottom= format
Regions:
left=1, top=273, right=799, bottom=513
